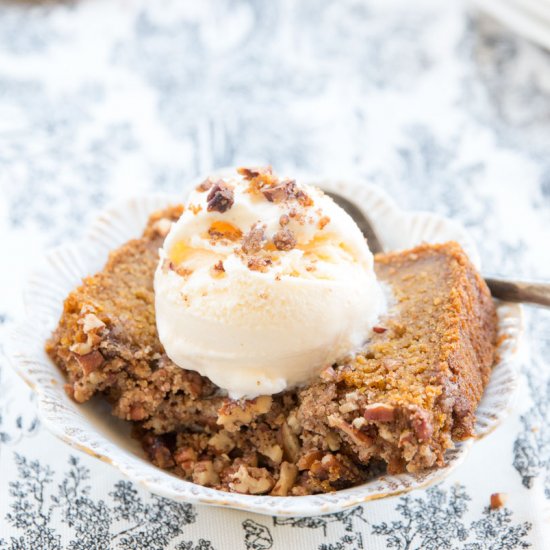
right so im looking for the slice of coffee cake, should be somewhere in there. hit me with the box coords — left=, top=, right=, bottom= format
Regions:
left=301, top=242, right=497, bottom=480
left=46, top=207, right=497, bottom=495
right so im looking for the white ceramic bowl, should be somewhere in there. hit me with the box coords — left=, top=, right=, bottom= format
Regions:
left=6, top=177, right=523, bottom=517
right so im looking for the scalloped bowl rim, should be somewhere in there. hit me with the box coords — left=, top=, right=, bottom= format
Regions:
left=6, top=176, right=523, bottom=517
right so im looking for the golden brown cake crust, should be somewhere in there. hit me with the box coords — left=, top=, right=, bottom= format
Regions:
left=46, top=207, right=498, bottom=495
left=353, top=242, right=497, bottom=440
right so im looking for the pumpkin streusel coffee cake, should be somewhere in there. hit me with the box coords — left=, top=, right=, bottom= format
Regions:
left=46, top=197, right=497, bottom=495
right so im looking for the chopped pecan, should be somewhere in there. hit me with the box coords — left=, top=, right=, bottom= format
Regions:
left=309, top=454, right=341, bottom=481
left=339, top=401, right=359, bottom=414
left=239, top=452, right=259, bottom=468
left=69, top=342, right=92, bottom=355
left=74, top=350, right=104, bottom=375
left=410, top=408, right=433, bottom=442
left=208, top=430, right=235, bottom=454
left=206, top=181, right=234, bottom=213
left=174, top=446, right=197, bottom=463
left=363, top=403, right=396, bottom=422
left=193, top=461, right=220, bottom=487
left=490, top=492, right=508, bottom=509
left=272, top=228, right=296, bottom=251
left=242, top=224, right=266, bottom=254
left=80, top=313, right=105, bottom=334
left=297, top=450, right=324, bottom=470
left=174, top=446, right=197, bottom=474
left=262, top=179, right=296, bottom=203
left=338, top=390, right=361, bottom=414
left=228, top=464, right=274, bottom=494
left=281, top=421, right=301, bottom=463
left=180, top=368, right=209, bottom=399
left=351, top=417, right=367, bottom=430
left=286, top=410, right=301, bottom=434
left=319, top=365, right=337, bottom=382
left=326, top=430, right=341, bottom=451
left=237, top=166, right=273, bottom=180
left=142, top=434, right=174, bottom=469
left=73, top=313, right=106, bottom=354
left=327, top=414, right=373, bottom=447
left=260, top=444, right=283, bottom=465
left=217, top=395, right=272, bottom=432
left=271, top=462, right=298, bottom=496
left=373, top=326, right=387, bottom=334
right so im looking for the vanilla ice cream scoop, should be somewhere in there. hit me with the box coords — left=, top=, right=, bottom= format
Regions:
left=154, top=167, right=385, bottom=399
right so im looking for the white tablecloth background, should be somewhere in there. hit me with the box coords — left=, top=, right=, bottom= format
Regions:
left=0, top=1, right=549, bottom=548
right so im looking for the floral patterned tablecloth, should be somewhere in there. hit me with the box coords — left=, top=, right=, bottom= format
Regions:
left=0, top=0, right=549, bottom=548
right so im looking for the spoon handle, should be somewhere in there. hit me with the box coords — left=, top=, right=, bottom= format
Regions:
left=484, top=278, right=550, bottom=307
left=322, top=190, right=550, bottom=308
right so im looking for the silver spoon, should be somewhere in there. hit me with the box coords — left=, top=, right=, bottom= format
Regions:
left=325, top=191, right=550, bottom=307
